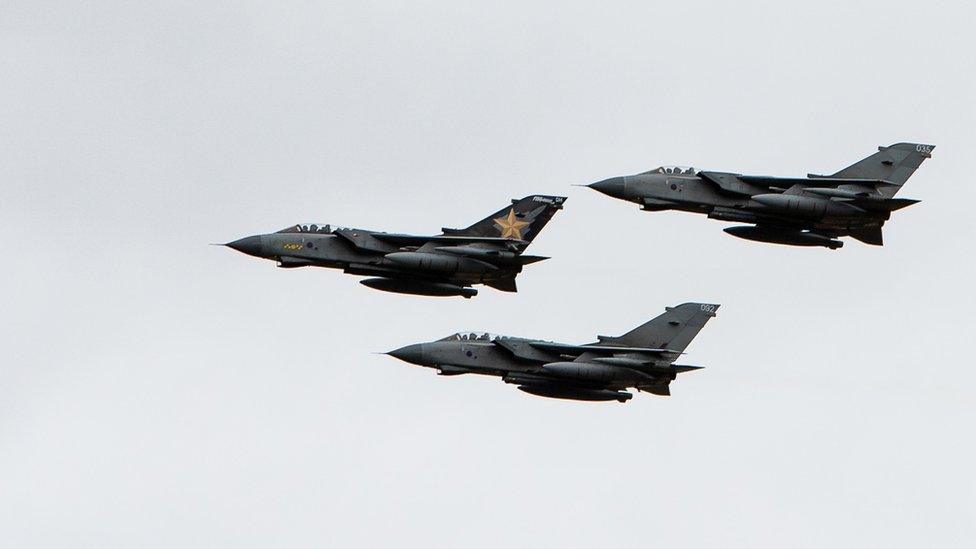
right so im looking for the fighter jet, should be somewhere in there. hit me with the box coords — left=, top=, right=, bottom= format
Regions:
left=222, top=195, right=566, bottom=298
left=587, top=143, right=934, bottom=249
left=386, top=302, right=719, bottom=403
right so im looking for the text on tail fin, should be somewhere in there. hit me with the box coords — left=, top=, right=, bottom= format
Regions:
left=608, top=302, right=719, bottom=352
left=830, top=142, right=934, bottom=197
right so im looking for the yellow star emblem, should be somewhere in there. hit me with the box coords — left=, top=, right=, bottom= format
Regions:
left=493, top=209, right=531, bottom=239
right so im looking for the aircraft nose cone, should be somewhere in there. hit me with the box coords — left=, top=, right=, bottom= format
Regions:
left=387, top=344, right=426, bottom=365
left=588, top=176, right=627, bottom=198
left=226, top=235, right=264, bottom=257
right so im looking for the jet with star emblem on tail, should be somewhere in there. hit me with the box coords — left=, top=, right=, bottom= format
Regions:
left=221, top=195, right=566, bottom=298
left=387, top=302, right=719, bottom=402
left=587, top=143, right=934, bottom=249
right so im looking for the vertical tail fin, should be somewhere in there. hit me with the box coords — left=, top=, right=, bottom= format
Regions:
left=605, top=303, right=719, bottom=352
left=441, top=195, right=567, bottom=245
left=830, top=143, right=934, bottom=197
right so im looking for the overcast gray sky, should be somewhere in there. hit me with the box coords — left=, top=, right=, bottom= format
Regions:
left=1, top=1, right=974, bottom=547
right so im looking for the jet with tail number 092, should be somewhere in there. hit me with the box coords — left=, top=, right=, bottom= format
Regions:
left=387, top=302, right=719, bottom=403
left=222, top=195, right=566, bottom=298
left=587, top=143, right=933, bottom=249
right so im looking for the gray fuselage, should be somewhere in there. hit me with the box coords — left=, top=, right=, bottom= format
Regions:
left=603, top=172, right=884, bottom=231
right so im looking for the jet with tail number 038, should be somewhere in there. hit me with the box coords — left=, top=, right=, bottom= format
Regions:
left=587, top=143, right=934, bottom=249
left=387, top=302, right=719, bottom=403
left=221, top=195, right=566, bottom=298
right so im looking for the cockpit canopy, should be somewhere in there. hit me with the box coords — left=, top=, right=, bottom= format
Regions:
left=276, top=223, right=334, bottom=234
left=640, top=166, right=697, bottom=176
left=438, top=332, right=504, bottom=342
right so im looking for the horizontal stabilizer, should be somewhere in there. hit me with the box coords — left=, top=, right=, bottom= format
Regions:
left=862, top=197, right=920, bottom=211
left=825, top=196, right=921, bottom=213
